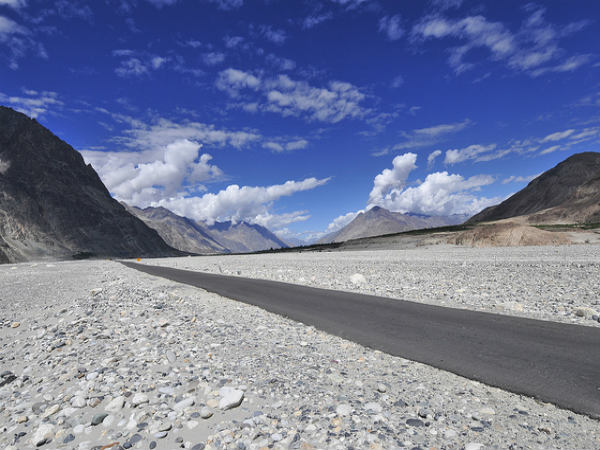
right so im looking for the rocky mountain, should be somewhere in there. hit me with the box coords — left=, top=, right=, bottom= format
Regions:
left=205, top=220, right=289, bottom=253
left=126, top=204, right=289, bottom=253
left=468, top=152, right=600, bottom=225
left=124, top=205, right=228, bottom=254
left=0, top=106, right=179, bottom=263
left=319, top=206, right=469, bottom=244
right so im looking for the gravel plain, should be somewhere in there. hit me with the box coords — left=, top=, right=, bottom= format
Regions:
left=0, top=246, right=599, bottom=450
left=144, top=244, right=600, bottom=326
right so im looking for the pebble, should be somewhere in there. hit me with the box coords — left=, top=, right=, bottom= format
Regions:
left=173, top=396, right=195, bottom=411
left=91, top=413, right=109, bottom=425
left=71, top=396, right=87, bottom=408
left=32, top=423, right=55, bottom=447
left=465, top=444, right=484, bottom=450
left=200, top=407, right=213, bottom=419
left=166, top=350, right=177, bottom=363
left=335, top=404, right=352, bottom=416
left=105, top=396, right=125, bottom=412
left=11, top=321, right=20, bottom=328
left=131, top=393, right=149, bottom=407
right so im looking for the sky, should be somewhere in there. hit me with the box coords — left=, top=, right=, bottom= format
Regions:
left=1, top=0, right=599, bottom=242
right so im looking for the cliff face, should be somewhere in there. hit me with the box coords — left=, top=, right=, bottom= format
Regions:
left=468, top=152, right=600, bottom=225
left=0, top=106, right=179, bottom=262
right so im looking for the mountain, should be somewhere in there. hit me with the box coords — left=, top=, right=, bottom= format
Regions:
left=206, top=221, right=289, bottom=253
left=468, top=152, right=600, bottom=225
left=0, top=106, right=179, bottom=263
left=124, top=205, right=228, bottom=254
left=319, top=206, right=469, bottom=243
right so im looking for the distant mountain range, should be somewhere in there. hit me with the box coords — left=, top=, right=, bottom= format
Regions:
left=0, top=106, right=179, bottom=263
left=125, top=205, right=289, bottom=254
left=468, top=152, right=600, bottom=225
left=318, top=206, right=469, bottom=243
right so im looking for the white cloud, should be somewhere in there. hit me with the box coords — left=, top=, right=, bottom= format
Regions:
left=0, top=15, right=39, bottom=69
left=379, top=15, right=404, bottom=41
left=412, top=6, right=591, bottom=76
left=146, top=0, right=178, bottom=7
left=252, top=211, right=311, bottom=232
left=215, top=68, right=261, bottom=97
left=502, top=173, right=540, bottom=184
left=414, top=118, right=470, bottom=137
left=444, top=144, right=496, bottom=164
left=539, top=145, right=560, bottom=155
left=207, top=0, right=243, bottom=10
left=262, top=139, right=308, bottom=153
left=325, top=210, right=362, bottom=233
left=115, top=58, right=148, bottom=77
left=217, top=69, right=369, bottom=124
left=223, top=35, right=244, bottom=48
left=260, top=25, right=287, bottom=45
left=427, top=149, right=442, bottom=166
left=367, top=153, right=498, bottom=216
left=82, top=139, right=223, bottom=206
left=368, top=153, right=417, bottom=206
left=302, top=12, right=332, bottom=29
left=114, top=51, right=169, bottom=77
left=0, top=0, right=27, bottom=9
left=330, top=0, right=367, bottom=10
left=0, top=89, right=62, bottom=118
left=155, top=177, right=330, bottom=225
left=202, top=52, right=225, bottom=66
left=151, top=56, right=167, bottom=69
left=391, top=75, right=404, bottom=88
left=540, top=129, right=574, bottom=142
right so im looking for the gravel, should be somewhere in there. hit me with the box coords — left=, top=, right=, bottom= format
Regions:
left=1, top=253, right=599, bottom=449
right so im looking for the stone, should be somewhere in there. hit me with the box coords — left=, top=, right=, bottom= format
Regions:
left=71, top=396, right=87, bottom=408
left=154, top=431, right=168, bottom=439
left=364, top=402, right=382, bottom=413
left=173, top=397, right=195, bottom=411
left=335, top=404, right=352, bottom=417
left=349, top=273, right=366, bottom=285
left=42, top=404, right=60, bottom=418
left=166, top=350, right=177, bottom=363
left=206, top=398, right=219, bottom=408
left=218, top=387, right=244, bottom=410
left=16, top=415, right=28, bottom=423
left=11, top=321, right=20, bottom=328
left=377, top=383, right=387, bottom=393
left=105, top=396, right=125, bottom=412
left=131, top=393, right=149, bottom=407
left=149, top=442, right=157, bottom=449
left=406, top=418, right=425, bottom=427
left=91, top=413, right=109, bottom=425
left=32, top=424, right=55, bottom=447
left=191, top=444, right=205, bottom=450
left=200, top=407, right=213, bottom=419
left=465, top=444, right=484, bottom=450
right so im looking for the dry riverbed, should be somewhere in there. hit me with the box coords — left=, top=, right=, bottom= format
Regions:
left=1, top=249, right=599, bottom=450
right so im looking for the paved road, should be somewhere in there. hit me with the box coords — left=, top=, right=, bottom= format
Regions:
left=121, top=261, right=600, bottom=418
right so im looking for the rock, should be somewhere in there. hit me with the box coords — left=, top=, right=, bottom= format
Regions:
left=272, top=433, right=283, bottom=442
left=173, top=397, right=195, bottom=411
left=364, top=402, right=382, bottom=413
left=335, top=404, right=352, bottom=417
left=32, top=424, right=55, bottom=447
left=71, top=396, right=87, bottom=408
left=166, top=350, right=177, bottom=363
left=218, top=387, right=244, bottom=410
left=191, top=444, right=205, bottom=450
left=42, top=404, right=60, bottom=418
left=465, top=444, right=484, bottom=450
left=154, top=431, right=168, bottom=439
left=149, top=442, right=157, bottom=449
left=131, top=393, right=149, bottom=407
left=206, top=398, right=219, bottom=408
left=406, top=418, right=425, bottom=427
left=105, top=396, right=125, bottom=412
left=480, top=407, right=495, bottom=415
left=377, top=383, right=387, bottom=393
left=349, top=273, right=366, bottom=285
left=200, top=407, right=213, bottom=419
left=63, top=434, right=75, bottom=444
left=16, top=415, right=28, bottom=424
left=11, top=321, right=20, bottom=328
left=91, top=413, right=109, bottom=425
left=90, top=288, right=103, bottom=296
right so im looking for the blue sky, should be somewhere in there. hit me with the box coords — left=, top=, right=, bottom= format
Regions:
left=1, top=0, right=599, bottom=242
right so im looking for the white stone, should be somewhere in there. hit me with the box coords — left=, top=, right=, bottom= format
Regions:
left=173, top=396, right=195, bottom=411
left=364, top=402, right=382, bottom=413
left=131, top=393, right=149, bottom=407
left=71, top=395, right=87, bottom=408
left=105, top=396, right=125, bottom=412
left=349, top=273, right=367, bottom=285
left=465, top=444, right=484, bottom=450
left=32, top=424, right=55, bottom=446
left=336, top=404, right=352, bottom=417
left=218, top=387, right=244, bottom=410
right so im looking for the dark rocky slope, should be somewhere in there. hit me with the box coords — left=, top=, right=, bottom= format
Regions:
left=0, top=106, right=179, bottom=262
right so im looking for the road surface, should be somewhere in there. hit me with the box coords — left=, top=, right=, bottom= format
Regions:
left=121, top=261, right=600, bottom=418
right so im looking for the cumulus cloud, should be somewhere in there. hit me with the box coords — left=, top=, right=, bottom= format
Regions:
left=368, top=153, right=417, bottom=205
left=302, top=12, right=332, bottom=29
left=114, top=52, right=169, bottom=77
left=82, top=139, right=223, bottom=206
left=444, top=144, right=496, bottom=164
left=260, top=25, right=287, bottom=45
left=367, top=153, right=498, bottom=216
left=155, top=176, right=330, bottom=225
left=0, top=158, right=10, bottom=174
left=0, top=89, right=62, bottom=118
left=325, top=210, right=362, bottom=233
left=207, top=0, right=243, bottom=10
left=216, top=69, right=369, bottom=124
left=412, top=6, right=591, bottom=76
left=379, top=15, right=404, bottom=41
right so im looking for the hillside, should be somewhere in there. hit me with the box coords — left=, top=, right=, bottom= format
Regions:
left=0, top=106, right=178, bottom=263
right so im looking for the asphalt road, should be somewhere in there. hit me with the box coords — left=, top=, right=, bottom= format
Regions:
left=121, top=261, right=600, bottom=418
